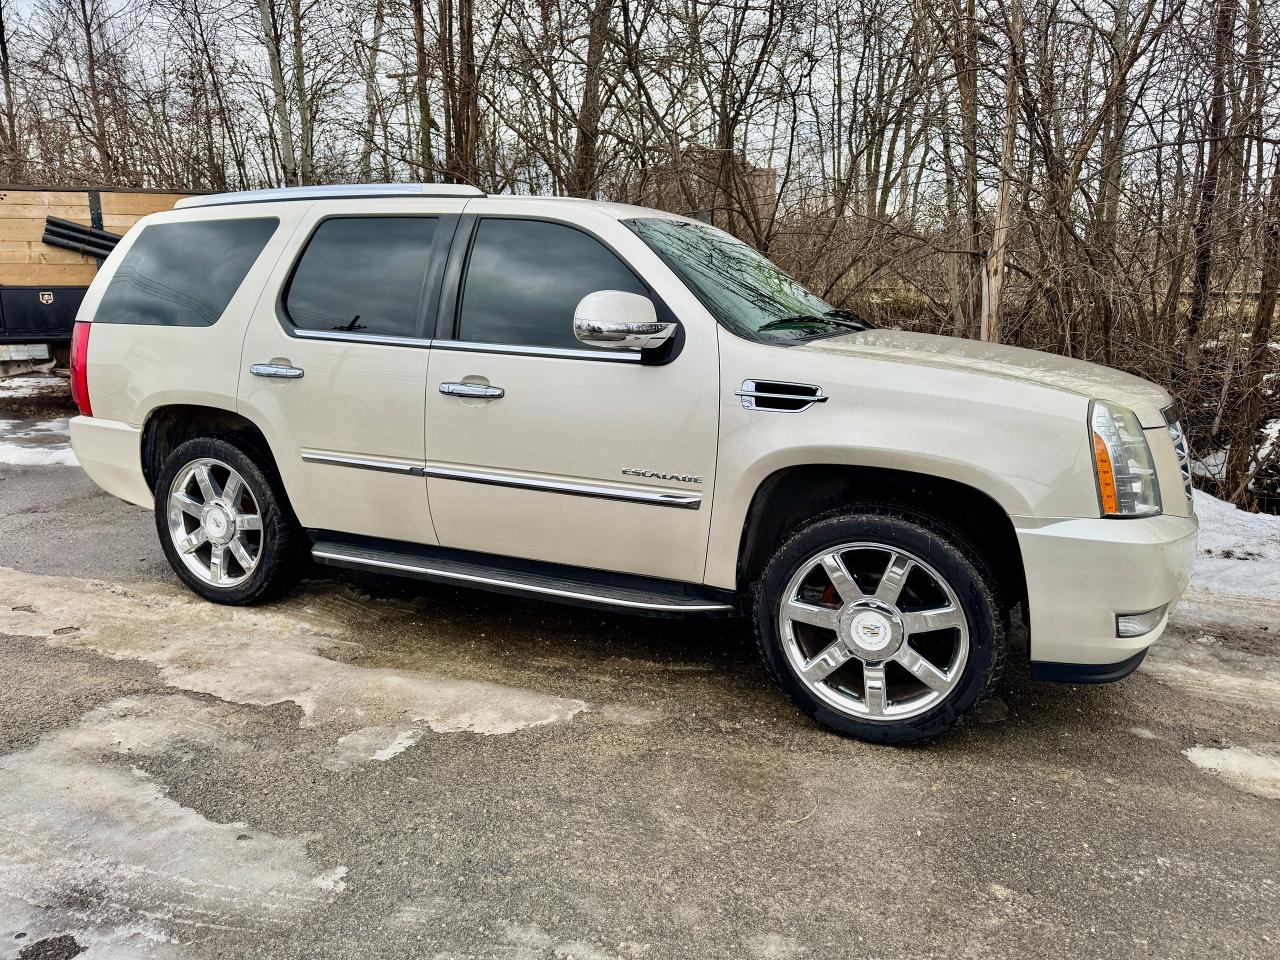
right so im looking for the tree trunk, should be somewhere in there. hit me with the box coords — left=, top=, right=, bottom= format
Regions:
left=439, top=0, right=480, bottom=184
left=360, top=0, right=386, bottom=182
left=413, top=0, right=434, bottom=179
left=980, top=0, right=1022, bottom=343
left=288, top=0, right=313, bottom=185
left=566, top=0, right=614, bottom=198
left=953, top=0, right=982, bottom=337
left=1224, top=150, right=1280, bottom=505
left=0, top=0, right=18, bottom=177
left=1088, top=0, right=1130, bottom=364
left=254, top=0, right=297, bottom=185
left=939, top=105, right=966, bottom=338
left=1185, top=0, right=1236, bottom=371
left=77, top=0, right=114, bottom=178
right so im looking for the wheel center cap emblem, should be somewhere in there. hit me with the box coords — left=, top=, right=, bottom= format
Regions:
left=202, top=504, right=234, bottom=544
left=848, top=611, right=894, bottom=652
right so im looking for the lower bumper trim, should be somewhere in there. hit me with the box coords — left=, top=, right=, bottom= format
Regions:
left=1031, top=647, right=1149, bottom=684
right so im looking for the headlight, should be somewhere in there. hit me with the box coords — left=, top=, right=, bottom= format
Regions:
left=1090, top=400, right=1162, bottom=517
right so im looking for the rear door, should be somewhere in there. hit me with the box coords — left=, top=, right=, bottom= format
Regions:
left=422, top=201, right=719, bottom=583
left=239, top=199, right=465, bottom=545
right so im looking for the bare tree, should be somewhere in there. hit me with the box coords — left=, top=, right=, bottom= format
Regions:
left=6, top=0, right=1280, bottom=507
left=254, top=0, right=297, bottom=183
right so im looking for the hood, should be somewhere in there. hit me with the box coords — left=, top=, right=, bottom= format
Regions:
left=798, top=329, right=1173, bottom=427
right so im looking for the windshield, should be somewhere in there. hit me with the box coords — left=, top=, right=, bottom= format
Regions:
left=623, top=217, right=870, bottom=344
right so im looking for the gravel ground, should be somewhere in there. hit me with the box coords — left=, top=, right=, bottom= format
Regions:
left=0, top=378, right=1276, bottom=960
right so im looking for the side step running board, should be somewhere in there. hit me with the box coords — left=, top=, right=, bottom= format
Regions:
left=310, top=536, right=737, bottom=616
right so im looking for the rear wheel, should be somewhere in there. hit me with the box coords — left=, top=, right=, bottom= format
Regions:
left=155, top=437, right=303, bottom=604
left=753, top=508, right=1006, bottom=743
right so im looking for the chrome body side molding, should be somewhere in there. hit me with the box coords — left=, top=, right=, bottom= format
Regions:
left=422, top=464, right=701, bottom=509
left=301, top=450, right=426, bottom=476
left=299, top=452, right=702, bottom=509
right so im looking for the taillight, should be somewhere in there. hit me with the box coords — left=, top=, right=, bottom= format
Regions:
left=70, top=321, right=92, bottom=417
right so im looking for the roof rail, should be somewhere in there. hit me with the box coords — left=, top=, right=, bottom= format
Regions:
left=174, top=183, right=485, bottom=209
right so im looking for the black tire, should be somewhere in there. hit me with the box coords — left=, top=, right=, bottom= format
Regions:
left=154, top=436, right=305, bottom=605
left=752, top=506, right=1007, bottom=744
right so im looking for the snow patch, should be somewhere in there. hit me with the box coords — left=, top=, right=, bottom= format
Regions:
left=744, top=932, right=807, bottom=959
left=0, top=567, right=589, bottom=741
left=1143, top=660, right=1280, bottom=710
left=311, top=865, right=349, bottom=893
left=326, top=725, right=427, bottom=771
left=0, top=375, right=64, bottom=399
left=0, top=695, right=347, bottom=951
left=1189, top=490, right=1280, bottom=601
left=0, top=439, right=78, bottom=466
left=0, top=415, right=77, bottom=465
left=1193, top=421, right=1278, bottom=490
left=502, top=922, right=621, bottom=960
left=1184, top=744, right=1280, bottom=800
left=1192, top=448, right=1226, bottom=482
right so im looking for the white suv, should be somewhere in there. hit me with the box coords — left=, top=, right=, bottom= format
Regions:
left=68, top=183, right=1198, bottom=742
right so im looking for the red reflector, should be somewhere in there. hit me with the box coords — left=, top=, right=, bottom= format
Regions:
left=70, top=321, right=92, bottom=417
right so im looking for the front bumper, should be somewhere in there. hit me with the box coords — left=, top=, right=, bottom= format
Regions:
left=69, top=415, right=153, bottom=508
left=1015, top=512, right=1198, bottom=674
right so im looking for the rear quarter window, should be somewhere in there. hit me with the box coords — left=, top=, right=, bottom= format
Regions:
left=94, top=217, right=278, bottom=327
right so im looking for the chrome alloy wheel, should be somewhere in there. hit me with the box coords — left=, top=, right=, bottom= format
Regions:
left=166, top=457, right=264, bottom=588
left=778, top=542, right=970, bottom=721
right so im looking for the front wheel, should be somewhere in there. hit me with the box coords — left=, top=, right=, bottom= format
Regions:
left=154, top=437, right=304, bottom=604
left=753, top=508, right=1006, bottom=743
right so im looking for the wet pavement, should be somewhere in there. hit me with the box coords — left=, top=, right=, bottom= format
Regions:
left=0, top=378, right=1276, bottom=959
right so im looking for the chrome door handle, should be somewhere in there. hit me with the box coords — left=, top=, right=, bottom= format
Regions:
left=439, top=382, right=504, bottom=399
left=250, top=362, right=304, bottom=379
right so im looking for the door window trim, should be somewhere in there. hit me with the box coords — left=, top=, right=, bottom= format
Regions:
left=433, top=213, right=684, bottom=365
left=273, top=212, right=460, bottom=347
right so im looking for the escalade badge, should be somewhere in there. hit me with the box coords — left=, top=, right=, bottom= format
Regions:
left=39, top=291, right=54, bottom=304
left=622, top=467, right=703, bottom=484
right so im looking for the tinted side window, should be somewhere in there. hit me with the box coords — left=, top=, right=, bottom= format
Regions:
left=457, top=218, right=646, bottom=350
left=286, top=217, right=437, bottom=338
left=95, top=218, right=277, bottom=327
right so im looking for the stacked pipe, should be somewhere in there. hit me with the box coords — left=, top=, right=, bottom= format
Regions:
left=42, top=216, right=122, bottom=260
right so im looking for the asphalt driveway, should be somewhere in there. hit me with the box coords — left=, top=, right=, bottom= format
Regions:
left=0, top=380, right=1276, bottom=960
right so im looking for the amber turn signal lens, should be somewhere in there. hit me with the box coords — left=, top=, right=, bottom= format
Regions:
left=1092, top=432, right=1118, bottom=515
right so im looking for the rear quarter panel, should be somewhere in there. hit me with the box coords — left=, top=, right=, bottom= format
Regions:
left=79, top=204, right=309, bottom=427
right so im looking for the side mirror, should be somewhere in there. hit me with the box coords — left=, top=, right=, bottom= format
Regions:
left=573, top=290, right=676, bottom=350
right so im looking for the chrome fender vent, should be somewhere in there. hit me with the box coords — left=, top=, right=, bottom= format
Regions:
left=736, top=380, right=828, bottom=413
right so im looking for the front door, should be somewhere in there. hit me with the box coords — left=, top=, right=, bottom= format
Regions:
left=423, top=208, right=718, bottom=583
left=239, top=199, right=464, bottom=545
